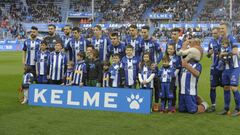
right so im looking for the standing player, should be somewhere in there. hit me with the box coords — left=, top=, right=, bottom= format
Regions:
left=22, top=26, right=41, bottom=76
left=166, top=28, right=183, bottom=53
left=91, top=25, right=111, bottom=61
left=207, top=27, right=222, bottom=112
left=107, top=32, right=125, bottom=59
left=43, top=24, right=62, bottom=52
left=48, top=42, right=67, bottom=84
left=125, top=24, right=142, bottom=58
left=140, top=25, right=163, bottom=64
left=61, top=25, right=72, bottom=61
left=66, top=27, right=89, bottom=64
left=109, top=54, right=122, bottom=88
left=140, top=25, right=162, bottom=111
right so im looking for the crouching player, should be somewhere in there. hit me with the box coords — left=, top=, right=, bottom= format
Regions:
left=158, top=56, right=175, bottom=113
left=179, top=60, right=208, bottom=114
left=21, top=66, right=34, bottom=104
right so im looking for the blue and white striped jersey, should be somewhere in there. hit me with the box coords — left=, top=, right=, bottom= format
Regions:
left=109, top=63, right=121, bottom=87
left=23, top=38, right=41, bottom=66
left=180, top=62, right=202, bottom=96
left=48, top=51, right=67, bottom=81
left=35, top=50, right=50, bottom=75
left=91, top=35, right=111, bottom=61
left=72, top=60, right=87, bottom=85
left=121, top=56, right=139, bottom=86
left=158, top=67, right=175, bottom=83
left=125, top=35, right=142, bottom=58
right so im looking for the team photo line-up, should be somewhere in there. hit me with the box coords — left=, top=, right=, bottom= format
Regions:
left=21, top=22, right=240, bottom=116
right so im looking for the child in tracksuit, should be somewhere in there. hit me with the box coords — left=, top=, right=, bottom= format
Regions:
left=109, top=53, right=122, bottom=88
left=35, top=41, right=50, bottom=84
left=102, top=61, right=110, bottom=87
left=21, top=66, right=34, bottom=104
left=72, top=52, right=87, bottom=86
left=158, top=56, right=175, bottom=113
left=87, top=49, right=103, bottom=87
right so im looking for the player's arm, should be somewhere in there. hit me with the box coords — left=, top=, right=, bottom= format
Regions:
left=22, top=41, right=27, bottom=65
left=182, top=60, right=200, bottom=77
left=232, top=46, right=239, bottom=55
left=207, top=42, right=213, bottom=58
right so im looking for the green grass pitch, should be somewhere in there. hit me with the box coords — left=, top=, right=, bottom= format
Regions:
left=0, top=51, right=240, bottom=135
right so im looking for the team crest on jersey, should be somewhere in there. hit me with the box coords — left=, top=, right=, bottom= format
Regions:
left=127, top=94, right=143, bottom=110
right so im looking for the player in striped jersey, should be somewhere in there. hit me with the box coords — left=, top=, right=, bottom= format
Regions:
left=21, top=66, right=34, bottom=104
left=48, top=42, right=67, bottom=84
left=72, top=52, right=87, bottom=86
left=125, top=24, right=142, bottom=58
left=109, top=54, right=122, bottom=88
left=66, top=27, right=89, bottom=64
left=206, top=27, right=222, bottom=112
left=138, top=52, right=155, bottom=89
left=121, top=45, right=139, bottom=88
left=218, top=37, right=240, bottom=116
left=166, top=28, right=183, bottom=53
left=91, top=25, right=111, bottom=61
left=62, top=61, right=74, bottom=85
left=140, top=25, right=163, bottom=64
left=61, top=25, right=72, bottom=61
left=35, top=41, right=50, bottom=84
left=102, top=61, right=110, bottom=87
left=107, top=32, right=125, bottom=59
left=158, top=56, right=175, bottom=113
left=179, top=60, right=208, bottom=114
left=22, top=26, right=41, bottom=75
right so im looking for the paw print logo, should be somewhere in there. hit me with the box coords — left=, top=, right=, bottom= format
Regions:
left=126, top=94, right=143, bottom=110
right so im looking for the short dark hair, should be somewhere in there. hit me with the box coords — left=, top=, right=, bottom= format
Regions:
left=41, top=40, right=47, bottom=45
left=126, top=44, right=134, bottom=50
left=141, top=25, right=150, bottom=30
left=95, top=25, right=102, bottom=30
left=77, top=52, right=85, bottom=59
left=111, top=32, right=118, bottom=37
left=55, top=41, right=63, bottom=47
left=86, top=44, right=94, bottom=49
left=64, top=25, right=72, bottom=30
left=171, top=28, right=181, bottom=33
left=112, top=53, right=120, bottom=58
left=48, top=24, right=56, bottom=29
left=31, top=26, right=38, bottom=31
left=72, top=27, right=80, bottom=33
left=129, top=24, right=137, bottom=29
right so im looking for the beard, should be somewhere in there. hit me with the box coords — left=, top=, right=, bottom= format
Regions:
left=30, top=34, right=36, bottom=39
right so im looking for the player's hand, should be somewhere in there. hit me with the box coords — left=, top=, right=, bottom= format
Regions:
left=182, top=60, right=189, bottom=68
left=47, top=75, right=50, bottom=79
left=80, top=83, right=83, bottom=86
left=143, top=80, right=147, bottom=84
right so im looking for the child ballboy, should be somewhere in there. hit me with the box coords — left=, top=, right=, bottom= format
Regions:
left=72, top=52, right=87, bottom=86
left=35, top=41, right=50, bottom=84
left=21, top=66, right=34, bottom=104
left=158, top=56, right=175, bottom=113
left=120, top=45, right=139, bottom=88
left=48, top=42, right=67, bottom=84
left=87, top=49, right=102, bottom=87
left=102, top=61, right=110, bottom=87
left=62, top=61, right=74, bottom=85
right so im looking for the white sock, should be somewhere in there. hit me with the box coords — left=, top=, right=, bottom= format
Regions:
left=201, top=101, right=209, bottom=110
